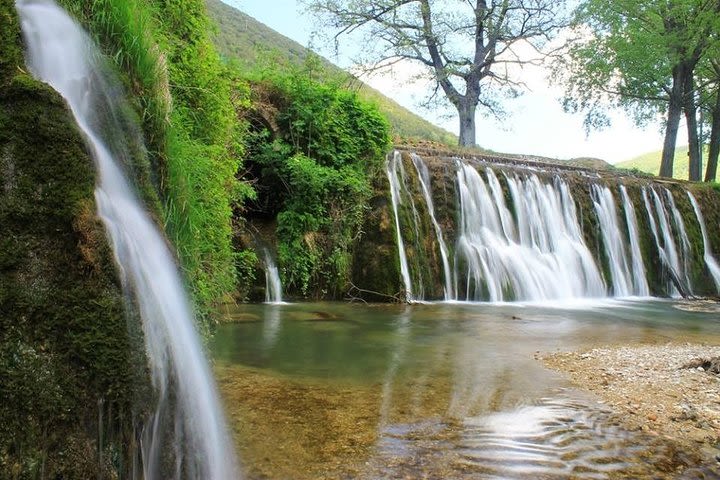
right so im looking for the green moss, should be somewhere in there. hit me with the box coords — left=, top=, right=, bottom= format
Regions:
left=0, top=3, right=148, bottom=474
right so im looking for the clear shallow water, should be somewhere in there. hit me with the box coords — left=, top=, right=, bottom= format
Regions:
left=211, top=301, right=720, bottom=479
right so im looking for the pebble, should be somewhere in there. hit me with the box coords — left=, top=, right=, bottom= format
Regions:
left=543, top=343, right=720, bottom=458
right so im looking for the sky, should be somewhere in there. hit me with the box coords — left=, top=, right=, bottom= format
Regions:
left=223, top=0, right=669, bottom=164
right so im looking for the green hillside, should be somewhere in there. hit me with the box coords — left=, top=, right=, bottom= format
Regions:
left=616, top=145, right=710, bottom=180
left=206, top=0, right=457, bottom=145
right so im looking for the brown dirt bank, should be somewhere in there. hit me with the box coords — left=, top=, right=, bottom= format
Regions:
left=542, top=343, right=720, bottom=472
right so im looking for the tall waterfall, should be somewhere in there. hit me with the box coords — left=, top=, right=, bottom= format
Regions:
left=263, top=248, right=284, bottom=304
left=453, top=162, right=605, bottom=302
left=17, top=2, right=239, bottom=478
left=687, top=192, right=720, bottom=292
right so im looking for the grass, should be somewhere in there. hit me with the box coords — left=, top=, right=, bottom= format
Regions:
left=616, top=145, right=710, bottom=180
left=61, top=0, right=253, bottom=321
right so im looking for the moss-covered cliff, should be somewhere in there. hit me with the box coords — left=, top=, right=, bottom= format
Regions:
left=0, top=1, right=148, bottom=477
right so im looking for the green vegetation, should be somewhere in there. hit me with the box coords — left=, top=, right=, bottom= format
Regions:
left=243, top=63, right=391, bottom=297
left=617, top=145, right=711, bottom=180
left=61, top=0, right=255, bottom=321
left=557, top=0, right=720, bottom=180
left=0, top=2, right=146, bottom=475
left=205, top=0, right=456, bottom=145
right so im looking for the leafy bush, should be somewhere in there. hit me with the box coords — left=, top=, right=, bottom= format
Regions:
left=244, top=61, right=391, bottom=297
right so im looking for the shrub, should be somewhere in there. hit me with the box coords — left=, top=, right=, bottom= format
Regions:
left=244, top=60, right=391, bottom=297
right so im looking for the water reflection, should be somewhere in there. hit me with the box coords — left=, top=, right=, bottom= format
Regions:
left=211, top=301, right=720, bottom=479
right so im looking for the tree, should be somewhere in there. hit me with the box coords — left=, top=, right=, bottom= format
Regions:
left=304, top=0, right=567, bottom=147
left=699, top=59, right=720, bottom=181
left=557, top=0, right=719, bottom=180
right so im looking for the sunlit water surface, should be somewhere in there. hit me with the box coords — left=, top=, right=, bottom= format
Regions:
left=211, top=300, right=720, bottom=479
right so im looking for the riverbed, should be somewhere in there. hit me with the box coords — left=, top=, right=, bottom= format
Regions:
left=211, top=300, right=720, bottom=479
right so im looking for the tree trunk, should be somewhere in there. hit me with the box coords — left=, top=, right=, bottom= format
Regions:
left=704, top=87, right=720, bottom=182
left=684, top=73, right=701, bottom=181
left=457, top=101, right=477, bottom=147
left=660, top=67, right=685, bottom=178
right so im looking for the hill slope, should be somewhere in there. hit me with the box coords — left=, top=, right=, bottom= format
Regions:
left=206, top=0, right=457, bottom=145
left=616, top=146, right=710, bottom=180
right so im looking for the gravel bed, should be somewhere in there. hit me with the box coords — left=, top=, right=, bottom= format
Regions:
left=542, top=343, right=720, bottom=465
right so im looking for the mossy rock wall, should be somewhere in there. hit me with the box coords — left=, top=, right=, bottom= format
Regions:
left=0, top=1, right=149, bottom=476
left=350, top=166, right=403, bottom=302
left=352, top=148, right=720, bottom=301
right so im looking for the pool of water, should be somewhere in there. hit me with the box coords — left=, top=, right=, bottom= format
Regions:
left=210, top=300, right=720, bottom=479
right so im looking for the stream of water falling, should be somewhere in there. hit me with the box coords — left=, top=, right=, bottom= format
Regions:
left=453, top=162, right=605, bottom=301
left=642, top=187, right=692, bottom=296
left=591, top=184, right=634, bottom=296
left=17, top=1, right=239, bottom=478
left=263, top=248, right=283, bottom=304
left=687, top=191, right=720, bottom=292
left=386, top=151, right=418, bottom=301
left=409, top=154, right=453, bottom=299
left=619, top=186, right=650, bottom=296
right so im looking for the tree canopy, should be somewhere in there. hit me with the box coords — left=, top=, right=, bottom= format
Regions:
left=556, top=0, right=720, bottom=180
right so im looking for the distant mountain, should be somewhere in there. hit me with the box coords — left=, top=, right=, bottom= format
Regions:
left=206, top=0, right=457, bottom=145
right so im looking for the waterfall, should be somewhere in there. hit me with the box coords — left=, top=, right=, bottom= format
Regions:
left=409, top=153, right=453, bottom=299
left=453, top=161, right=605, bottom=302
left=619, top=186, right=650, bottom=296
left=386, top=151, right=419, bottom=301
left=263, top=248, right=283, bottom=304
left=642, top=187, right=692, bottom=296
left=664, top=189, right=693, bottom=289
left=687, top=192, right=720, bottom=292
left=17, top=2, right=239, bottom=478
left=591, top=185, right=633, bottom=296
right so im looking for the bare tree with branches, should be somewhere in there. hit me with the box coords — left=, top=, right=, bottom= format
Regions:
left=304, top=0, right=568, bottom=147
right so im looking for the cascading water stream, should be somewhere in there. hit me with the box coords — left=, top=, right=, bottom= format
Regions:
left=17, top=2, right=239, bottom=478
left=386, top=151, right=419, bottom=301
left=263, top=248, right=283, bottom=304
left=687, top=192, right=720, bottom=292
left=591, top=184, right=634, bottom=296
left=642, top=187, right=691, bottom=296
left=619, top=186, right=650, bottom=296
left=410, top=153, right=453, bottom=299
left=453, top=162, right=605, bottom=302
left=664, top=189, right=693, bottom=290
